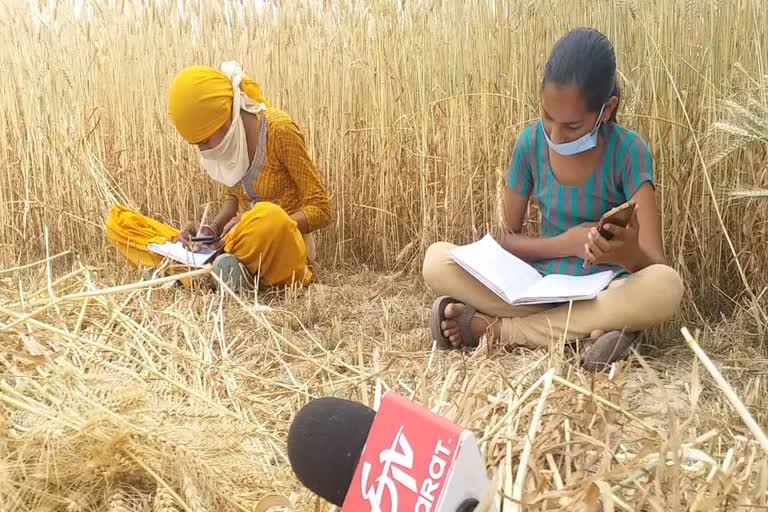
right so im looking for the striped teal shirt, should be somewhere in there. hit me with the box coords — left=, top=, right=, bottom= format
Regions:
left=506, top=120, right=654, bottom=277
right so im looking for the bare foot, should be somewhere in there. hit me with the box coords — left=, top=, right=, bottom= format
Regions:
left=440, top=302, right=494, bottom=348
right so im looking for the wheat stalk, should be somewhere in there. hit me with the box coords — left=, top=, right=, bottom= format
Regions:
left=152, top=488, right=179, bottom=512
left=107, top=488, right=131, bottom=512
left=0, top=0, right=763, bottom=306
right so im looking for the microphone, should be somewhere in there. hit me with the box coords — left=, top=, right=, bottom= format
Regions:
left=287, top=392, right=496, bottom=512
left=286, top=397, right=376, bottom=506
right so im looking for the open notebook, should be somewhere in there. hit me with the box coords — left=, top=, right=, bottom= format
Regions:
left=147, top=241, right=217, bottom=268
left=449, top=234, right=616, bottom=306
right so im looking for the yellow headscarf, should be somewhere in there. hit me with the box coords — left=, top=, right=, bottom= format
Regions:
left=168, top=64, right=270, bottom=144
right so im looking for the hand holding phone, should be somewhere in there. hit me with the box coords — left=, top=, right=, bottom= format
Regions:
left=584, top=200, right=637, bottom=268
left=597, top=201, right=636, bottom=240
left=584, top=201, right=638, bottom=269
left=189, top=224, right=221, bottom=252
left=178, top=223, right=219, bottom=250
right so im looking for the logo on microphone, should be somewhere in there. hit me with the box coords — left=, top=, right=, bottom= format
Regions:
left=360, top=426, right=417, bottom=512
left=343, top=392, right=463, bottom=512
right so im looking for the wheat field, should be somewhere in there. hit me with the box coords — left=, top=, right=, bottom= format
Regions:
left=1, top=0, right=767, bottom=510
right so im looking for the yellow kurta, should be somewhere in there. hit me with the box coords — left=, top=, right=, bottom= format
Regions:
left=225, top=109, right=332, bottom=233
left=105, top=109, right=330, bottom=288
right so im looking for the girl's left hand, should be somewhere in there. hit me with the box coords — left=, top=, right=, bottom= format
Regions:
left=584, top=209, right=640, bottom=270
left=220, top=215, right=241, bottom=237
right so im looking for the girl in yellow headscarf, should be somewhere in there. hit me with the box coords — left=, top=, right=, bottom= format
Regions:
left=105, top=62, right=333, bottom=290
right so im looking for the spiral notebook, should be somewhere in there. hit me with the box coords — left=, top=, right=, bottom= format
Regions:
left=449, top=234, right=616, bottom=305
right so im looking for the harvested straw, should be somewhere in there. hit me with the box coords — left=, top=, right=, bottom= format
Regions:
left=681, top=327, right=768, bottom=454
left=1, top=3, right=767, bottom=510
left=2, top=262, right=767, bottom=511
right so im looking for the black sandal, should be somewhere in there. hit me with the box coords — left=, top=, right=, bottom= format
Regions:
left=429, top=296, right=484, bottom=350
left=580, top=330, right=640, bottom=372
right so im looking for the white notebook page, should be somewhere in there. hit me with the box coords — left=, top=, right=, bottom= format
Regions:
left=147, top=241, right=216, bottom=268
left=510, top=271, right=615, bottom=304
left=449, top=234, right=542, bottom=302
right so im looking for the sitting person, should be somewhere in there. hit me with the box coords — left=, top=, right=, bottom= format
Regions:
left=423, top=28, right=683, bottom=371
left=105, top=61, right=332, bottom=290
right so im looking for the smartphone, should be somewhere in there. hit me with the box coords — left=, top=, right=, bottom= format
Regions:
left=598, top=201, right=635, bottom=240
left=190, top=234, right=218, bottom=243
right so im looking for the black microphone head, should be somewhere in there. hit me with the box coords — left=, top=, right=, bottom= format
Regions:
left=287, top=397, right=376, bottom=506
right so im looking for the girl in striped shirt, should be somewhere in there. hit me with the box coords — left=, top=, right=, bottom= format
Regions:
left=424, top=28, right=684, bottom=371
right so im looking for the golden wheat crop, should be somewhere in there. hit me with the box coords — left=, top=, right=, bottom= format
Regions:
left=1, top=0, right=766, bottom=306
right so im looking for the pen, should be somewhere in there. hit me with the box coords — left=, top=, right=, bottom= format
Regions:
left=188, top=203, right=211, bottom=252
left=197, top=203, right=210, bottom=238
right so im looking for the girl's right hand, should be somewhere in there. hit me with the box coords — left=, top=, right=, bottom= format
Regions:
left=178, top=222, right=218, bottom=250
left=177, top=222, right=200, bottom=247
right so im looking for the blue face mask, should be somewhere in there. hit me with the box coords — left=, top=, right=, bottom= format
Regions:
left=542, top=104, right=606, bottom=156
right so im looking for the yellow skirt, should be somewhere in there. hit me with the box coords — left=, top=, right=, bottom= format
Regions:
left=105, top=202, right=312, bottom=287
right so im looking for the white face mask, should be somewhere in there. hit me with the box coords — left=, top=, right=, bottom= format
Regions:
left=542, top=103, right=606, bottom=156
left=199, top=62, right=267, bottom=187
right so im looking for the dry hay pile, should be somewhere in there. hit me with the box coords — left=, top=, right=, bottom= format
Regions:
left=1, top=260, right=767, bottom=511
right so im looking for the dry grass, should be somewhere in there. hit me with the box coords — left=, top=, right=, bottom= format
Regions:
left=1, top=0, right=768, bottom=510
left=1, top=263, right=767, bottom=511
